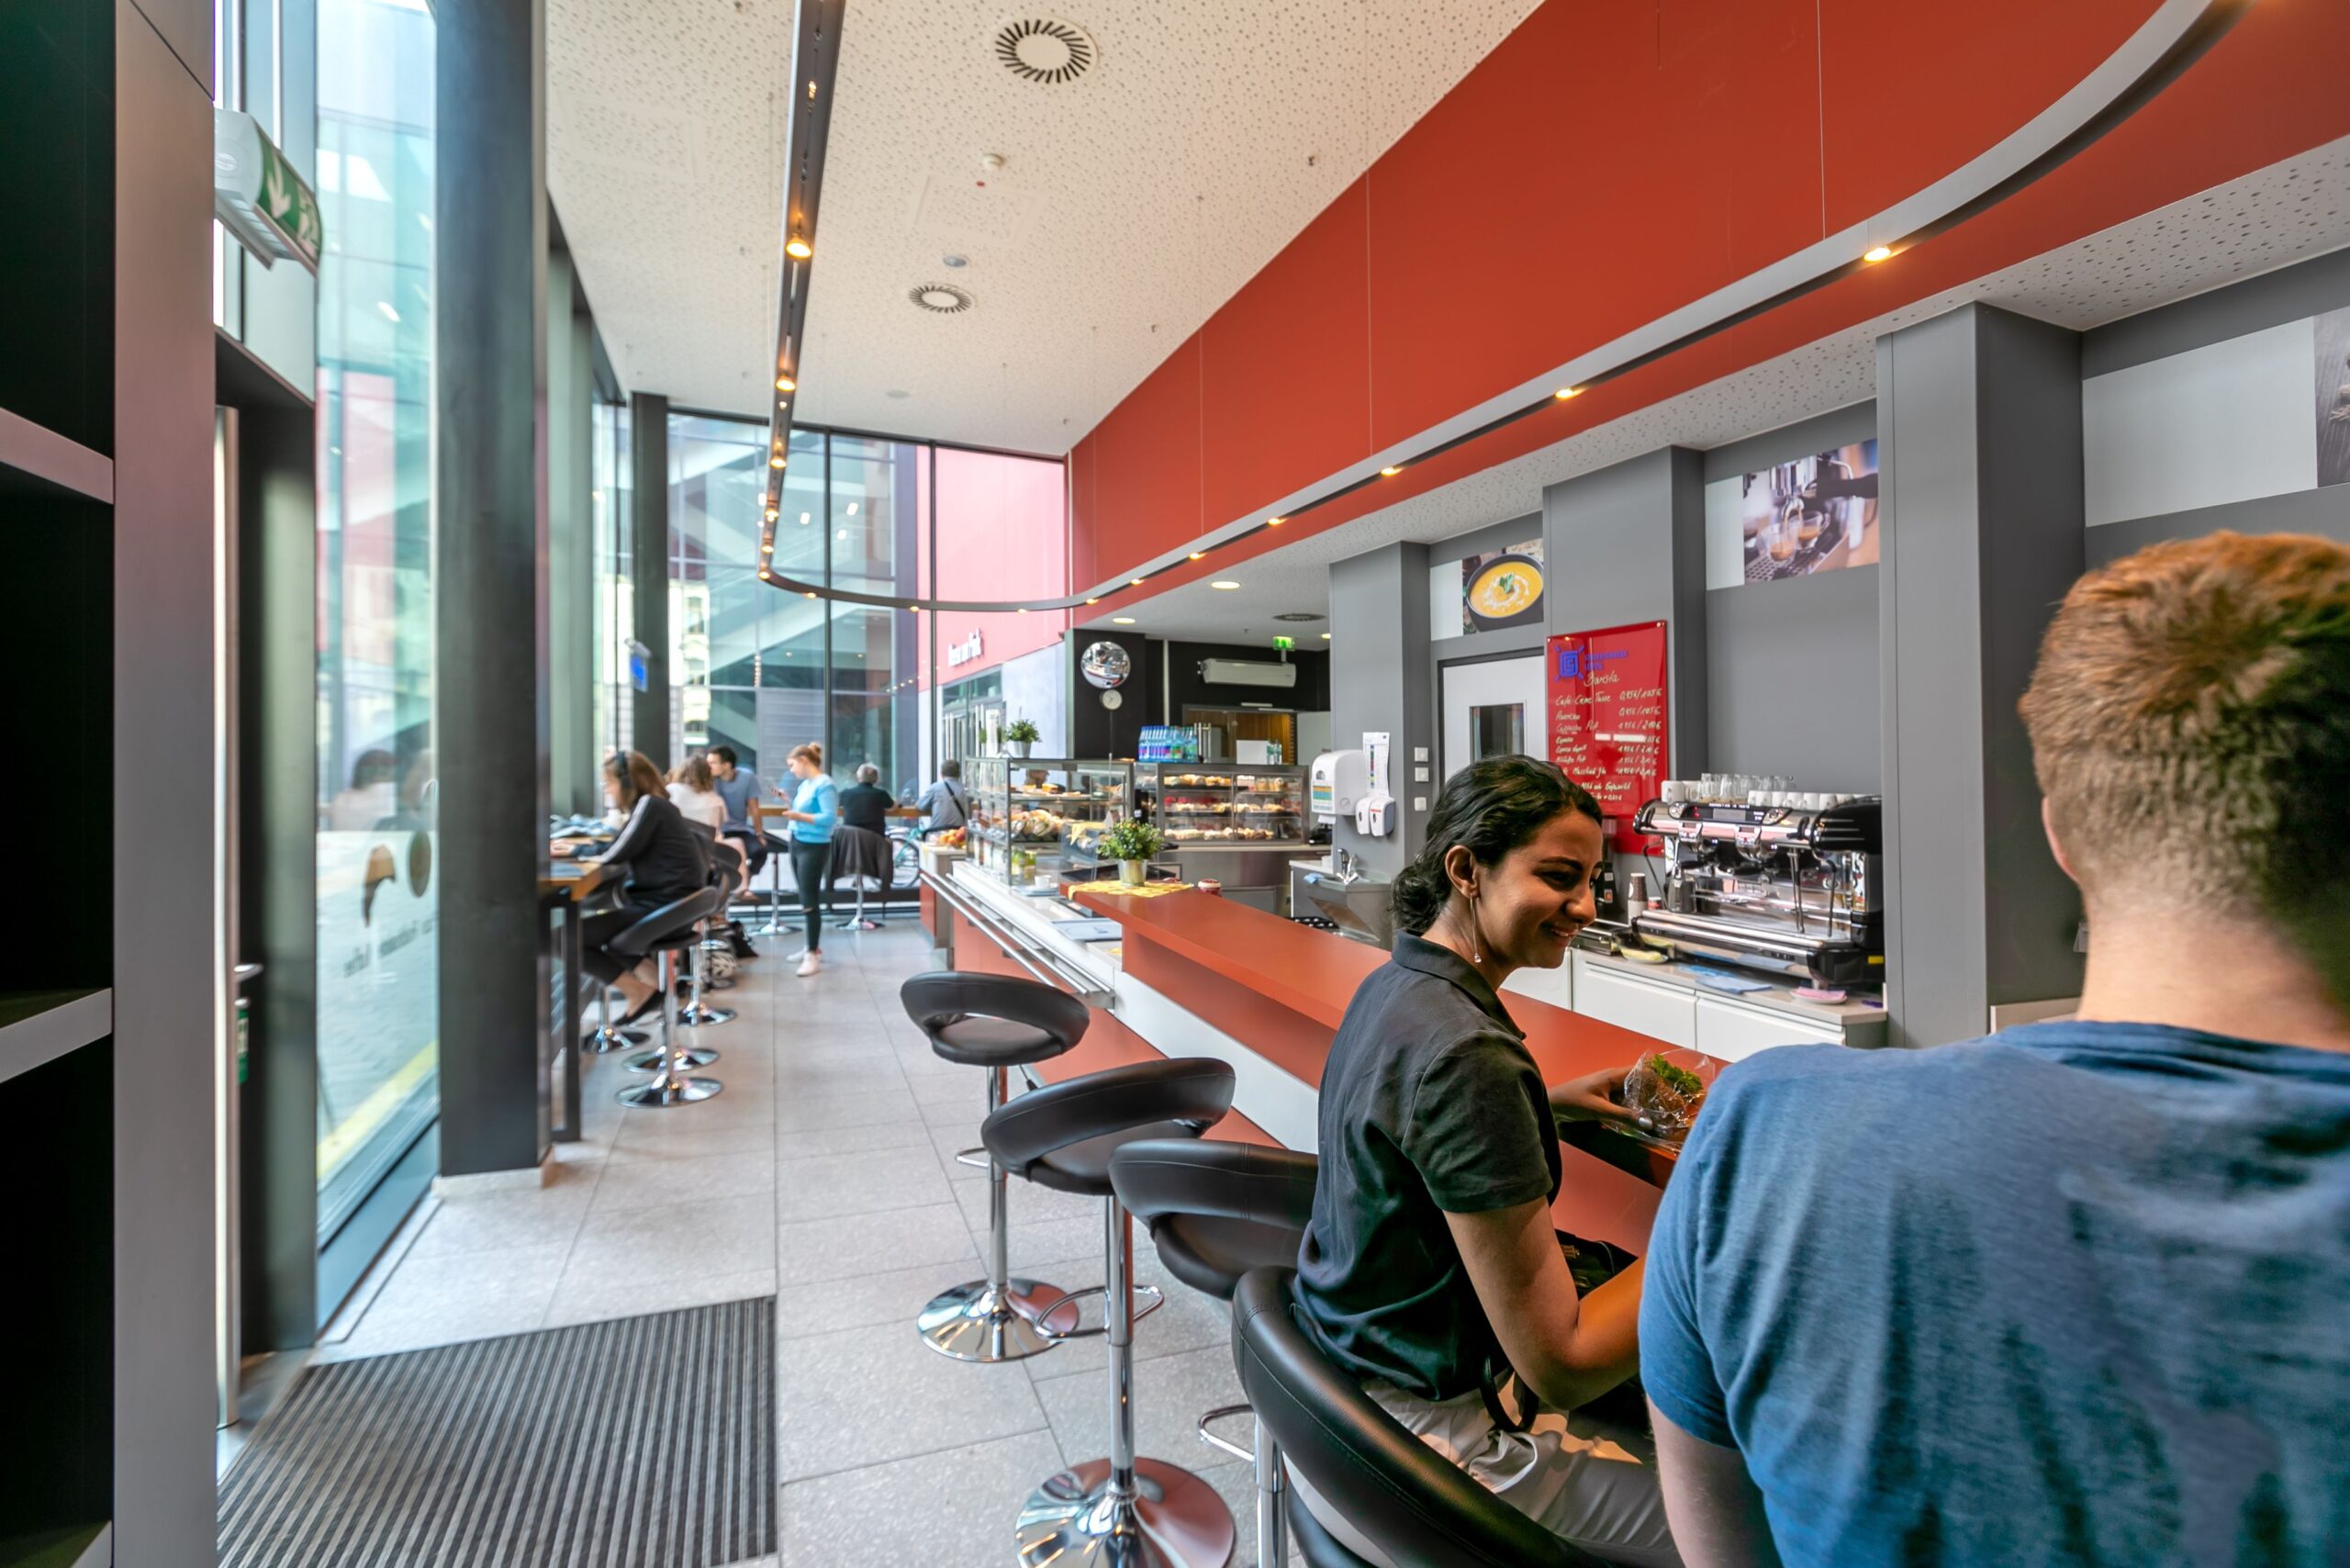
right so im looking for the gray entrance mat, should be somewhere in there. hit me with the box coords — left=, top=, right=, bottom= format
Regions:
left=218, top=1296, right=776, bottom=1568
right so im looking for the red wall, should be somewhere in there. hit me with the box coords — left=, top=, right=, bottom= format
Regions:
left=919, top=445, right=1069, bottom=688
left=1069, top=0, right=2350, bottom=598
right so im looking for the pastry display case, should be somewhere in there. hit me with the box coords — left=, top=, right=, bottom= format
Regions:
left=1130, top=764, right=1311, bottom=913
left=965, top=757, right=1135, bottom=886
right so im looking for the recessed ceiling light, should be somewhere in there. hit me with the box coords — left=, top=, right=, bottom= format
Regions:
left=1863, top=244, right=1895, bottom=263
left=886, top=389, right=912, bottom=399
left=1266, top=516, right=1284, bottom=526
left=1320, top=632, right=1331, bottom=640
left=769, top=455, right=785, bottom=468
left=1553, top=386, right=1581, bottom=400
left=1112, top=616, right=1136, bottom=625
left=776, top=375, right=796, bottom=392
left=786, top=233, right=813, bottom=261
left=1130, top=577, right=1146, bottom=587
left=1380, top=465, right=1403, bottom=477
left=1188, top=552, right=1204, bottom=561
left=1211, top=580, right=1240, bottom=590
left=942, top=253, right=968, bottom=269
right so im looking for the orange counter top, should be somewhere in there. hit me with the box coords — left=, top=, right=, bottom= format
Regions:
left=1072, top=884, right=1675, bottom=1248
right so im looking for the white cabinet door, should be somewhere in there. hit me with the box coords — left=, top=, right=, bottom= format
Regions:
left=1503, top=958, right=1573, bottom=1012
left=1694, top=994, right=1842, bottom=1061
left=1571, top=953, right=1697, bottom=1048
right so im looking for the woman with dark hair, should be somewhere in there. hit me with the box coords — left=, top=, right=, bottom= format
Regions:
left=564, top=750, right=712, bottom=1023
left=1292, top=756, right=1680, bottom=1566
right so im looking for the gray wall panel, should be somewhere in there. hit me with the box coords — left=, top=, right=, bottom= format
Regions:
left=631, top=391, right=671, bottom=757
left=129, top=0, right=209, bottom=95
left=1705, top=570, right=1880, bottom=792
left=1702, top=400, right=1877, bottom=481
left=112, top=0, right=219, bottom=1551
left=1543, top=447, right=1708, bottom=777
left=2086, top=484, right=2350, bottom=562
left=2081, top=246, right=2350, bottom=377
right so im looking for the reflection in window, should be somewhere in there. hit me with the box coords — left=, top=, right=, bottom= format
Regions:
left=314, top=0, right=437, bottom=1255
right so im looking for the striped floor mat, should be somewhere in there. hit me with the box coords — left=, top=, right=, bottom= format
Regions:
left=218, top=1297, right=776, bottom=1568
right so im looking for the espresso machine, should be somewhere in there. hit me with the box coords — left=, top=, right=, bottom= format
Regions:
left=1629, top=786, right=1884, bottom=987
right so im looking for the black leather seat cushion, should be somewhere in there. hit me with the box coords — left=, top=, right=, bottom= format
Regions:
left=1286, top=1489, right=1377, bottom=1568
left=1027, top=1120, right=1196, bottom=1196
left=1231, top=1267, right=1600, bottom=1567
left=607, top=887, right=722, bottom=959
left=1152, top=1212, right=1304, bottom=1300
left=984, top=1058, right=1237, bottom=1189
left=931, top=1014, right=1062, bottom=1067
left=901, top=971, right=1088, bottom=1068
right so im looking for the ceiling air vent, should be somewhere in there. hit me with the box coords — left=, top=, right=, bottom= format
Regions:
left=1272, top=611, right=1326, bottom=623
left=993, top=17, right=1096, bottom=84
left=910, top=283, right=975, bottom=314
left=1199, top=658, right=1298, bottom=690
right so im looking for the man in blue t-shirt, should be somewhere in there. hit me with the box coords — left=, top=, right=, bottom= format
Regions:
left=1641, top=532, right=2350, bottom=1566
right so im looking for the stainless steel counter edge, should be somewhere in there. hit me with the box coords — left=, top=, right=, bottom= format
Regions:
left=1576, top=946, right=1890, bottom=1030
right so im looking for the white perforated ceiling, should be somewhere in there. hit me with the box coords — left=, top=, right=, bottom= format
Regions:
left=1102, top=138, right=2350, bottom=644
left=548, top=0, right=1543, bottom=436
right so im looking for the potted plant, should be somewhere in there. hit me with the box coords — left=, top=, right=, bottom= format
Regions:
left=1096, top=816, right=1165, bottom=887
left=1003, top=718, right=1041, bottom=759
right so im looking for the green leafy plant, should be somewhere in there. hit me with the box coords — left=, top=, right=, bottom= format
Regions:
left=1097, top=816, right=1164, bottom=863
left=1647, top=1053, right=1705, bottom=1100
left=1003, top=718, right=1042, bottom=744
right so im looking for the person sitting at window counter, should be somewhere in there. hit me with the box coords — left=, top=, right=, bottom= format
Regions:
left=837, top=762, right=895, bottom=835
left=564, top=750, right=711, bottom=1025
left=1641, top=532, right=2350, bottom=1566
left=1292, top=755, right=1680, bottom=1566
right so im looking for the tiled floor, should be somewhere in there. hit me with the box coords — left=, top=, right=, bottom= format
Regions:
left=312, top=923, right=1279, bottom=1567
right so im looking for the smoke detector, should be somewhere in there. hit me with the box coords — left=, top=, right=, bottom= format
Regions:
left=993, top=17, right=1096, bottom=84
left=911, top=283, right=975, bottom=314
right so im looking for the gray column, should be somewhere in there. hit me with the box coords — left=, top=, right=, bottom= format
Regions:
left=111, top=0, right=218, bottom=1552
left=1328, top=541, right=1433, bottom=879
left=435, top=0, right=552, bottom=1176
left=1877, top=303, right=2087, bottom=1048
left=630, top=389, right=671, bottom=759
left=548, top=247, right=595, bottom=812
left=1542, top=446, right=1710, bottom=780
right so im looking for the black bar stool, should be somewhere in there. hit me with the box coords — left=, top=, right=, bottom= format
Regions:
left=1112, top=1140, right=1318, bottom=1568
left=900, top=971, right=1089, bottom=1362
left=1230, top=1267, right=1605, bottom=1568
left=987, top=1058, right=1239, bottom=1568
left=606, top=888, right=724, bottom=1109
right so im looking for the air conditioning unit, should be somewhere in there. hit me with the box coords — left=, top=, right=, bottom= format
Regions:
left=1199, top=658, right=1298, bottom=689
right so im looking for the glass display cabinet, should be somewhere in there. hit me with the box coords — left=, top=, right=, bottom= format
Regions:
left=965, top=757, right=1135, bottom=886
left=1133, top=764, right=1311, bottom=912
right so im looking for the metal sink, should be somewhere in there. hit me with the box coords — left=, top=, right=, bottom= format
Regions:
left=1302, top=872, right=1395, bottom=947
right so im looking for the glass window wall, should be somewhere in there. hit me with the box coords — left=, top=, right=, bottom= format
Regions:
left=632, top=417, right=1063, bottom=810
left=313, top=0, right=437, bottom=1256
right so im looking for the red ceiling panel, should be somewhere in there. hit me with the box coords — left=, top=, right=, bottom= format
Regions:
left=1088, top=332, right=1204, bottom=578
left=1201, top=180, right=1374, bottom=529
left=1818, top=0, right=2158, bottom=234
left=1071, top=0, right=2342, bottom=597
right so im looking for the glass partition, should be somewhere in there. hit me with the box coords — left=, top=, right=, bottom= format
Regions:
left=313, top=0, right=438, bottom=1267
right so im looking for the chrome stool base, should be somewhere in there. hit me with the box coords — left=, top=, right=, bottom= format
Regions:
left=677, top=1003, right=736, bottom=1027
left=622, top=1043, right=717, bottom=1072
left=1014, top=1458, right=1237, bottom=1568
left=916, top=1277, right=1066, bottom=1363
left=580, top=1025, right=648, bottom=1055
left=615, top=1074, right=722, bottom=1109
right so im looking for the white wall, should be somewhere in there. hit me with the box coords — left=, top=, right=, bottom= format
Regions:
left=999, top=641, right=1070, bottom=756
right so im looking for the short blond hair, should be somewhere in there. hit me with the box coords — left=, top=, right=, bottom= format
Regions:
left=2019, top=532, right=2350, bottom=987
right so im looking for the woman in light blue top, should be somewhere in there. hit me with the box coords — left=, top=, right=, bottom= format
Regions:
left=776, top=741, right=839, bottom=975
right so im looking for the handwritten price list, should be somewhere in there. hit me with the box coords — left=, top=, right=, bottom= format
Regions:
left=1547, top=622, right=1669, bottom=850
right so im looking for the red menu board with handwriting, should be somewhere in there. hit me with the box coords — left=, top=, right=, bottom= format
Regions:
left=1547, top=622, right=1669, bottom=849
